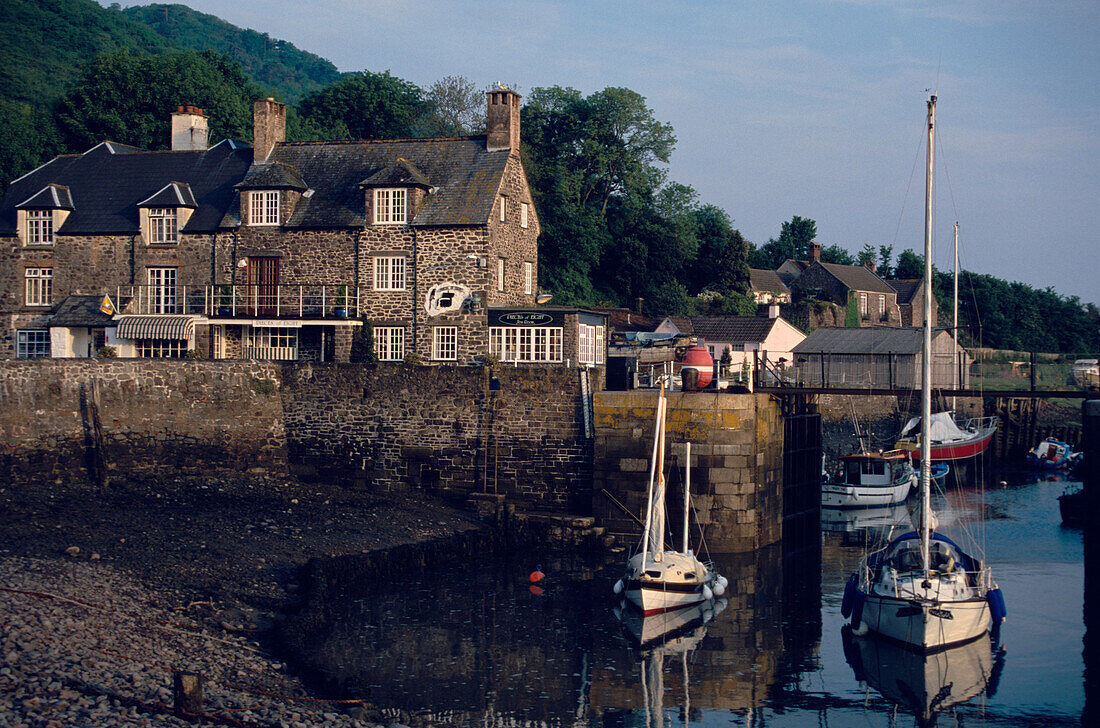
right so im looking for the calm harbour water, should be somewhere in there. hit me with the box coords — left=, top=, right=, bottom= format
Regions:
left=291, top=463, right=1087, bottom=728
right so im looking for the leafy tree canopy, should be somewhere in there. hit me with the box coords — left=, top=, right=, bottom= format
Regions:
left=297, top=71, right=426, bottom=140
left=748, top=215, right=817, bottom=269
left=56, top=49, right=261, bottom=151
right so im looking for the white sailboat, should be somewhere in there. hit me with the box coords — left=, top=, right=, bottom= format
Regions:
left=613, top=381, right=727, bottom=614
left=843, top=96, right=1006, bottom=652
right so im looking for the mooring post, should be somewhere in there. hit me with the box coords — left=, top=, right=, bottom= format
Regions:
left=173, top=671, right=203, bottom=715
left=1083, top=394, right=1099, bottom=725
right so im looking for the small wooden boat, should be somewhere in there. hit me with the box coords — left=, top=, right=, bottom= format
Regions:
left=1027, top=438, right=1083, bottom=470
left=822, top=450, right=917, bottom=509
left=894, top=411, right=998, bottom=463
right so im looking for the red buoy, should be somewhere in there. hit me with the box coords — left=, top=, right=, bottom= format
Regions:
left=529, top=566, right=545, bottom=583
left=680, top=345, right=714, bottom=389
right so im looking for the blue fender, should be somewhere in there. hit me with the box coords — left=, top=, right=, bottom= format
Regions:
left=841, top=575, right=857, bottom=618
left=987, top=588, right=1007, bottom=624
left=850, top=591, right=866, bottom=630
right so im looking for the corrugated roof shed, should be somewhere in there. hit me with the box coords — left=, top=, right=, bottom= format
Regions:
left=792, top=326, right=934, bottom=354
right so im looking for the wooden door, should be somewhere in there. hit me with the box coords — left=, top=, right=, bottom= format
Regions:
left=247, top=257, right=279, bottom=315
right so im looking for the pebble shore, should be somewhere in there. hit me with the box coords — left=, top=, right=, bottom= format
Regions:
left=0, top=474, right=487, bottom=727
left=1, top=556, right=392, bottom=728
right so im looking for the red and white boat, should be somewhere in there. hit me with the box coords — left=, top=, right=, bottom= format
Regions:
left=894, top=411, right=997, bottom=463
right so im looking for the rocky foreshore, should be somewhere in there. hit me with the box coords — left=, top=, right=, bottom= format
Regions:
left=0, top=473, right=487, bottom=727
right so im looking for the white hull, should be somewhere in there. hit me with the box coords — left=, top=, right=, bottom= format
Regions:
left=822, top=478, right=913, bottom=508
left=621, top=550, right=717, bottom=615
left=858, top=593, right=991, bottom=652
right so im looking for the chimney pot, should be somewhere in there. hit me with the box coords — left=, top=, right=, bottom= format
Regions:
left=486, top=85, right=521, bottom=152
left=171, top=104, right=209, bottom=151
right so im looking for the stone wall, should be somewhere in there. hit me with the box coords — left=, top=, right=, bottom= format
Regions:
left=0, top=360, right=287, bottom=483
left=281, top=364, right=592, bottom=510
left=592, top=390, right=784, bottom=553
left=0, top=360, right=594, bottom=513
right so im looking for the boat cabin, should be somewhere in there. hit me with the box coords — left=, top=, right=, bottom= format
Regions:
left=838, top=450, right=912, bottom=486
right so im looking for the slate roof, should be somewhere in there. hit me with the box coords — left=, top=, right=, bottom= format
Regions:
left=687, top=316, right=779, bottom=345
left=136, top=182, right=197, bottom=208
left=749, top=268, right=790, bottom=295
left=0, top=139, right=252, bottom=235
left=793, top=326, right=947, bottom=354
left=265, top=137, right=509, bottom=228
left=47, top=295, right=116, bottom=327
left=16, top=183, right=74, bottom=210
left=889, top=279, right=923, bottom=304
left=236, top=161, right=308, bottom=191
left=813, top=262, right=896, bottom=294
left=587, top=307, right=657, bottom=332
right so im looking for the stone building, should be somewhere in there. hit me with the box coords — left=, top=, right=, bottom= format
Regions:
left=0, top=87, right=605, bottom=365
left=778, top=242, right=903, bottom=327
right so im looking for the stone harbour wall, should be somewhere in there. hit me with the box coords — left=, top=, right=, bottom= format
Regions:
left=0, top=360, right=593, bottom=513
left=593, top=390, right=784, bottom=554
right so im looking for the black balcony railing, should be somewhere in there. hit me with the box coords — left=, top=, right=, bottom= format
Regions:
left=116, top=284, right=363, bottom=319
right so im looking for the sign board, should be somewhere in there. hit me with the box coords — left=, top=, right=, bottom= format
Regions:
left=251, top=320, right=302, bottom=328
left=490, top=310, right=562, bottom=327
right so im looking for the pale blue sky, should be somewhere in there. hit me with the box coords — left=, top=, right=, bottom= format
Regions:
left=107, top=1, right=1098, bottom=305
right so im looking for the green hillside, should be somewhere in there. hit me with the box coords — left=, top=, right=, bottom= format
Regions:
left=0, top=0, right=172, bottom=105
left=120, top=4, right=344, bottom=104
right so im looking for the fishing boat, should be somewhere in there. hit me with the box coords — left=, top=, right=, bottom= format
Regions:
left=894, top=411, right=998, bottom=463
left=842, top=626, right=1002, bottom=726
left=843, top=96, right=1006, bottom=653
left=1026, top=437, right=1083, bottom=470
left=821, top=449, right=917, bottom=509
left=613, top=382, right=727, bottom=615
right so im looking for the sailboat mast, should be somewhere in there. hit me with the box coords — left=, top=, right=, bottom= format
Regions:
left=920, top=95, right=936, bottom=575
left=683, top=442, right=691, bottom=554
left=952, top=222, right=959, bottom=410
left=641, top=385, right=666, bottom=559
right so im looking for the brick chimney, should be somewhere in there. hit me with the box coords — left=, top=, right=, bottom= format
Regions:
left=253, top=98, right=286, bottom=162
left=486, top=83, right=520, bottom=152
left=810, top=240, right=821, bottom=263
left=170, top=105, right=208, bottom=151
left=865, top=259, right=876, bottom=273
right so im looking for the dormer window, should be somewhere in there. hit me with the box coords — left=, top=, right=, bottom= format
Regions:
left=249, top=190, right=280, bottom=226
left=138, top=182, right=196, bottom=242
left=26, top=210, right=53, bottom=245
left=149, top=208, right=177, bottom=244
left=374, top=188, right=407, bottom=224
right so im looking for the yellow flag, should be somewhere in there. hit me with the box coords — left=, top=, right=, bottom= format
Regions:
left=99, top=294, right=115, bottom=315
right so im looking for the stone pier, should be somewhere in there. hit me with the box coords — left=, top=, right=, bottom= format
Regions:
left=592, top=391, right=784, bottom=554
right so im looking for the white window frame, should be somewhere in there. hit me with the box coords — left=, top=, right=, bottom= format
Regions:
left=490, top=326, right=563, bottom=363
left=16, top=329, right=50, bottom=358
left=879, top=294, right=886, bottom=319
left=432, top=326, right=458, bottom=361
left=148, top=207, right=178, bottom=244
left=26, top=210, right=53, bottom=245
left=497, top=258, right=505, bottom=292
left=137, top=339, right=187, bottom=358
left=373, top=255, right=407, bottom=291
left=858, top=292, right=868, bottom=318
left=243, top=326, right=298, bottom=360
left=374, top=326, right=405, bottom=361
left=578, top=323, right=606, bottom=366
left=24, top=267, right=52, bottom=307
left=373, top=188, right=408, bottom=224
left=499, top=196, right=506, bottom=222
left=524, top=261, right=533, bottom=295
left=148, top=267, right=178, bottom=314
left=521, top=202, right=529, bottom=229
left=249, top=190, right=280, bottom=226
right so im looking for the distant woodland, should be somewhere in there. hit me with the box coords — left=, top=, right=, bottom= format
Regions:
left=1, top=0, right=1096, bottom=352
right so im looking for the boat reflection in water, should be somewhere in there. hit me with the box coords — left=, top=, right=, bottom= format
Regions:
left=614, top=598, right=726, bottom=728
left=842, top=627, right=1006, bottom=727
left=821, top=503, right=909, bottom=533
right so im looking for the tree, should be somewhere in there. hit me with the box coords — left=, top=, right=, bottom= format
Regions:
left=894, top=249, right=924, bottom=279
left=56, top=49, right=260, bottom=151
left=297, top=70, right=426, bottom=140
left=748, top=216, right=817, bottom=269
left=878, top=245, right=894, bottom=278
left=350, top=321, right=377, bottom=363
left=820, top=244, right=855, bottom=265
left=421, top=75, right=485, bottom=136
left=857, top=243, right=876, bottom=268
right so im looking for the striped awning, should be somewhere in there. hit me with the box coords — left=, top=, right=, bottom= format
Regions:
left=115, top=315, right=196, bottom=341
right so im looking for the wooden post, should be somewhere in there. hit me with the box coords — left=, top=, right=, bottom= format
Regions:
left=1030, top=351, right=1037, bottom=391
left=173, top=671, right=203, bottom=715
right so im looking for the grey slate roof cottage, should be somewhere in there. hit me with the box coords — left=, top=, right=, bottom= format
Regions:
left=0, top=88, right=607, bottom=366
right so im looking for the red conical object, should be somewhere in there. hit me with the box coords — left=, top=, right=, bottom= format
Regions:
left=681, top=345, right=714, bottom=389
